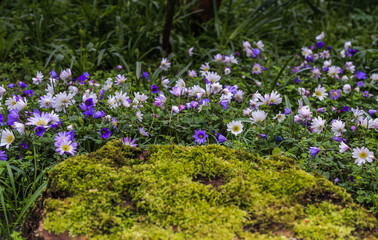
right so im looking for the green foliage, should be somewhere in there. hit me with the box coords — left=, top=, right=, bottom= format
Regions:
left=30, top=141, right=378, bottom=239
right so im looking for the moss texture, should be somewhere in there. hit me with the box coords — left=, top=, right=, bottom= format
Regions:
left=34, top=141, right=377, bottom=239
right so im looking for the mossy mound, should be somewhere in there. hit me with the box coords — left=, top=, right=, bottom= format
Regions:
left=25, top=141, right=378, bottom=240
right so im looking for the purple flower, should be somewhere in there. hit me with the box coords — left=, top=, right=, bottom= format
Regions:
left=362, top=91, right=369, bottom=97
left=20, top=142, right=28, bottom=149
left=327, top=46, right=332, bottom=50
left=329, top=89, right=341, bottom=100
left=334, top=178, right=339, bottom=184
left=351, top=125, right=356, bottom=132
left=316, top=41, right=324, bottom=49
left=117, top=65, right=122, bottom=70
left=200, top=98, right=210, bottom=106
left=49, top=71, right=59, bottom=80
left=260, top=133, right=267, bottom=139
left=342, top=106, right=350, bottom=112
left=0, top=114, right=3, bottom=126
left=0, top=151, right=7, bottom=161
left=284, top=108, right=292, bottom=115
left=275, top=136, right=283, bottom=143
left=8, top=84, right=14, bottom=88
left=295, top=77, right=301, bottom=84
left=100, top=128, right=111, bottom=139
left=151, top=85, right=159, bottom=94
left=99, top=90, right=105, bottom=100
left=306, top=55, right=314, bottom=63
left=193, top=129, right=208, bottom=145
left=19, top=82, right=27, bottom=88
left=25, top=89, right=33, bottom=97
left=309, top=147, right=320, bottom=158
left=347, top=48, right=358, bottom=57
left=94, top=110, right=105, bottom=119
left=7, top=109, right=19, bottom=126
left=253, top=48, right=261, bottom=56
left=216, top=133, right=226, bottom=143
left=121, top=137, right=137, bottom=147
left=141, top=71, right=150, bottom=80
left=139, top=127, right=148, bottom=136
left=368, top=109, right=376, bottom=116
left=357, top=81, right=364, bottom=87
left=190, top=101, right=198, bottom=109
left=54, top=132, right=71, bottom=147
left=112, top=118, right=118, bottom=130
left=35, top=126, right=45, bottom=137
left=291, top=66, right=301, bottom=73
left=220, top=99, right=228, bottom=110
left=83, top=107, right=94, bottom=118
left=317, top=107, right=326, bottom=113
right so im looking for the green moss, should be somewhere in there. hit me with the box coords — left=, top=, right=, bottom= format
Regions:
left=38, top=141, right=377, bottom=239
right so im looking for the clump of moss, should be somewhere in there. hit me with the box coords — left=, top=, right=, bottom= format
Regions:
left=28, top=141, right=377, bottom=239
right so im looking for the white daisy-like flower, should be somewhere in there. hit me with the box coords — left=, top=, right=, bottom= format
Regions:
left=234, top=90, right=244, bottom=103
left=311, top=116, right=325, bottom=134
left=298, top=106, right=312, bottom=121
left=5, top=96, right=18, bottom=110
left=327, top=66, right=341, bottom=78
left=340, top=50, right=346, bottom=58
left=136, top=110, right=143, bottom=122
left=171, top=106, right=179, bottom=115
left=323, top=60, right=332, bottom=67
left=133, top=92, right=148, bottom=105
left=351, top=107, right=365, bottom=122
left=107, top=96, right=118, bottom=109
left=211, top=82, right=222, bottom=94
left=160, top=58, right=171, bottom=71
left=45, top=84, right=55, bottom=95
left=0, top=84, right=6, bottom=98
left=115, top=74, right=127, bottom=86
left=371, top=73, right=378, bottom=82
left=270, top=91, right=282, bottom=105
left=200, top=62, right=210, bottom=76
left=331, top=120, right=346, bottom=136
left=315, top=31, right=324, bottom=40
left=344, top=41, right=352, bottom=50
left=14, top=122, right=25, bottom=135
left=251, top=110, right=268, bottom=123
left=227, top=120, right=243, bottom=136
left=339, top=142, right=350, bottom=153
left=82, top=90, right=98, bottom=105
left=301, top=47, right=312, bottom=57
left=175, top=78, right=186, bottom=89
left=14, top=98, right=28, bottom=111
left=243, top=41, right=251, bottom=50
left=26, top=111, right=52, bottom=128
left=0, top=129, right=15, bottom=149
left=343, top=84, right=351, bottom=94
left=161, top=76, right=170, bottom=89
left=312, top=85, right=328, bottom=101
left=68, top=86, right=79, bottom=95
left=224, top=67, right=231, bottom=75
left=32, top=71, right=44, bottom=85
left=189, top=85, right=206, bottom=98
left=298, top=87, right=306, bottom=96
left=213, top=54, right=223, bottom=63
left=319, top=50, right=330, bottom=59
left=352, top=147, right=374, bottom=166
left=52, top=92, right=75, bottom=112
left=223, top=55, right=238, bottom=65
left=114, top=91, right=128, bottom=106
left=341, top=75, right=348, bottom=81
left=205, top=71, right=221, bottom=84
left=188, top=47, right=194, bottom=56
left=255, top=40, right=264, bottom=50
left=59, top=69, right=72, bottom=82
left=273, top=111, right=286, bottom=122
left=345, top=62, right=355, bottom=73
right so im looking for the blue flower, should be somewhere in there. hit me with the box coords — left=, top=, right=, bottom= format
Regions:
left=35, top=126, right=45, bottom=137
left=7, top=109, right=19, bottom=126
left=100, top=128, right=111, bottom=139
left=316, top=41, right=324, bottom=49
left=25, top=89, right=33, bottom=97
left=151, top=85, right=159, bottom=94
left=8, top=84, right=14, bottom=88
left=0, top=151, right=7, bottom=161
left=275, top=136, right=283, bottom=143
left=309, top=147, right=320, bottom=158
left=220, top=99, right=228, bottom=110
left=193, top=129, right=208, bottom=145
left=94, top=110, right=105, bottom=119
left=216, top=133, right=226, bottom=143
left=284, top=108, right=292, bottom=115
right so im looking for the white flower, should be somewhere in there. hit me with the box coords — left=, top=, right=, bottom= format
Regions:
left=161, top=76, right=170, bottom=89
left=0, top=129, right=15, bottom=149
left=344, top=41, right=352, bottom=50
left=14, top=122, right=25, bottom=135
left=255, top=40, right=264, bottom=50
left=270, top=91, right=282, bottom=105
left=345, top=62, right=355, bottom=73
left=136, top=110, right=143, bottom=122
left=234, top=90, right=244, bottom=103
left=316, top=31, right=324, bottom=40
left=301, top=47, right=312, bottom=57
left=107, top=96, right=118, bottom=109
left=45, top=84, right=55, bottom=95
left=323, top=60, right=332, bottom=67
left=189, top=85, right=206, bottom=98
left=341, top=75, right=349, bottom=81
left=205, top=71, right=221, bottom=84
left=171, top=106, right=179, bottom=115
left=339, top=142, right=350, bottom=153
left=312, top=85, right=328, bottom=101
left=160, top=58, right=171, bottom=71
left=0, top=84, right=6, bottom=98
left=251, top=110, right=268, bottom=123
left=188, top=70, right=197, bottom=78
left=371, top=73, right=378, bottom=82
left=200, top=62, right=210, bottom=76
left=298, top=106, right=312, bottom=121
left=327, top=66, right=341, bottom=78
left=352, top=147, right=374, bottom=166
left=52, top=92, right=75, bottom=112
left=343, top=84, right=351, bottom=94
left=68, top=86, right=79, bottom=95
left=227, top=121, right=243, bottom=135
left=82, top=90, right=98, bottom=105
left=175, top=78, right=186, bottom=89
left=59, top=69, right=72, bottom=82
left=213, top=54, right=223, bottom=63
left=224, top=68, right=231, bottom=75
left=67, top=125, right=74, bottom=131
left=26, top=112, right=52, bottom=128
left=188, top=47, right=194, bottom=56
left=32, top=71, right=44, bottom=85
left=243, top=41, right=251, bottom=50
left=133, top=92, right=148, bottom=105
left=223, top=55, right=238, bottom=65
left=273, top=111, right=286, bottom=122
left=114, top=91, right=128, bottom=106
left=14, top=98, right=28, bottom=111
left=311, top=116, right=325, bottom=134
left=331, top=120, right=346, bottom=136
left=340, top=50, right=346, bottom=58
left=115, top=74, right=127, bottom=85
left=298, top=87, right=306, bottom=96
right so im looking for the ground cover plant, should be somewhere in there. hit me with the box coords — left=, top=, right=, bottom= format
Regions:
left=23, top=141, right=378, bottom=239
left=0, top=32, right=377, bottom=238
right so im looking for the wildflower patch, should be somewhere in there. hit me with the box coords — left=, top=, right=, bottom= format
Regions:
left=24, top=141, right=377, bottom=239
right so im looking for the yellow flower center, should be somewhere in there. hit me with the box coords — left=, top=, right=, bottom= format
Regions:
left=232, top=126, right=240, bottom=132
left=254, top=67, right=259, bottom=71
left=6, top=135, right=13, bottom=143
left=333, top=92, right=337, bottom=96
left=12, top=101, right=17, bottom=106
left=316, top=91, right=321, bottom=97
left=62, top=144, right=70, bottom=152
left=204, top=67, right=209, bottom=72
left=62, top=99, right=68, bottom=103
left=359, top=152, right=367, bottom=159
left=277, top=115, right=282, bottom=119
left=36, top=120, right=46, bottom=127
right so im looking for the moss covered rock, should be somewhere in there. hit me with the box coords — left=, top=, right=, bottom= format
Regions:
left=25, top=141, right=378, bottom=239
